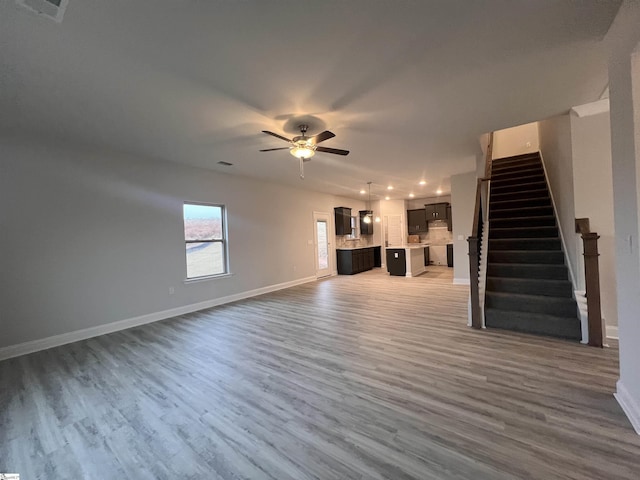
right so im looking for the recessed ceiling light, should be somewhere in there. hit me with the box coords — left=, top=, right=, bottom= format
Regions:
left=409, top=193, right=415, bottom=198
left=419, top=180, right=426, bottom=185
left=436, top=189, right=443, bottom=195
left=387, top=185, right=393, bottom=190
left=385, top=196, right=390, bottom=200
left=360, top=189, right=366, bottom=194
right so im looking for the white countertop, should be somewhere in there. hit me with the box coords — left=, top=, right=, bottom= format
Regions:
left=385, top=243, right=430, bottom=249
left=336, top=244, right=382, bottom=251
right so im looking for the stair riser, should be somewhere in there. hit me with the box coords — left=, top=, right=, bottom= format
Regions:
left=490, top=189, right=549, bottom=202
left=489, top=238, right=561, bottom=250
left=487, top=264, right=568, bottom=280
left=486, top=278, right=573, bottom=297
left=492, top=154, right=541, bottom=167
left=491, top=168, right=544, bottom=182
left=488, top=251, right=565, bottom=264
left=490, top=207, right=554, bottom=219
left=491, top=181, right=547, bottom=195
left=490, top=216, right=556, bottom=228
left=491, top=162, right=544, bottom=178
left=490, top=227, right=559, bottom=239
left=491, top=198, right=551, bottom=211
left=491, top=174, right=546, bottom=187
left=484, top=309, right=581, bottom=340
left=486, top=294, right=577, bottom=317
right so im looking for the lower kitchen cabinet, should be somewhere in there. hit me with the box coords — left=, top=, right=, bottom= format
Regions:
left=424, top=246, right=430, bottom=266
left=337, top=247, right=380, bottom=275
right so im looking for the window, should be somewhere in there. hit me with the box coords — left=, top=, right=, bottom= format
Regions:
left=183, top=203, right=228, bottom=279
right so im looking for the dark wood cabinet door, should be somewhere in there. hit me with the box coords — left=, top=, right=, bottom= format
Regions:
left=446, top=205, right=452, bottom=231
left=334, top=207, right=352, bottom=235
left=425, top=203, right=449, bottom=220
left=407, top=208, right=427, bottom=234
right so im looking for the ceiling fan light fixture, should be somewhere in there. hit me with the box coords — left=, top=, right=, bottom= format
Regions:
left=290, top=145, right=315, bottom=159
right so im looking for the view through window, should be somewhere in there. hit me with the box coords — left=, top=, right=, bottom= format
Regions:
left=183, top=203, right=227, bottom=278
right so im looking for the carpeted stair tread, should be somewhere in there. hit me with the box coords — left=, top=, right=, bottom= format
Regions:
left=492, top=152, right=542, bottom=164
left=485, top=291, right=577, bottom=316
left=489, top=226, right=559, bottom=239
left=491, top=158, right=542, bottom=171
left=488, top=250, right=565, bottom=264
left=491, top=173, right=546, bottom=186
left=487, top=262, right=568, bottom=279
left=486, top=276, right=573, bottom=297
left=490, top=205, right=554, bottom=219
left=484, top=308, right=581, bottom=340
left=490, top=215, right=556, bottom=228
left=489, top=237, right=561, bottom=250
left=491, top=167, right=544, bottom=181
left=491, top=180, right=548, bottom=195
left=490, top=188, right=549, bottom=202
left=490, top=197, right=551, bottom=210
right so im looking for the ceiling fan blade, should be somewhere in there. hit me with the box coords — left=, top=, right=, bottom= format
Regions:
left=311, top=130, right=336, bottom=144
left=316, top=146, right=350, bottom=156
left=262, top=130, right=292, bottom=143
left=259, top=147, right=290, bottom=152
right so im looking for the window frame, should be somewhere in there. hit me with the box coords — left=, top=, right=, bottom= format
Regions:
left=183, top=202, right=230, bottom=281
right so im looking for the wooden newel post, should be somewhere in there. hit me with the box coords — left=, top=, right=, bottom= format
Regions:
left=582, top=232, right=603, bottom=347
left=468, top=236, right=482, bottom=329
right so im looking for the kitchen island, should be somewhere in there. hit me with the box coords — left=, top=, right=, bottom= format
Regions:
left=386, top=244, right=429, bottom=277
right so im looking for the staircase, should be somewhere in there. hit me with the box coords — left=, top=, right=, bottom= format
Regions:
left=485, top=153, right=581, bottom=340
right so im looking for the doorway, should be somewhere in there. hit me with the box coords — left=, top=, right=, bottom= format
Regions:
left=313, top=212, right=332, bottom=278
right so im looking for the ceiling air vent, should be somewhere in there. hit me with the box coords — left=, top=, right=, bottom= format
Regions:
left=16, top=0, right=69, bottom=23
left=217, top=161, right=233, bottom=166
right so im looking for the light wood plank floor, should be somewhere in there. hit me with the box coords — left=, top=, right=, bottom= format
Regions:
left=1, top=267, right=639, bottom=479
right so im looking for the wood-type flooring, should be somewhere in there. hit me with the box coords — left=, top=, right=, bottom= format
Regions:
left=1, top=267, right=639, bottom=479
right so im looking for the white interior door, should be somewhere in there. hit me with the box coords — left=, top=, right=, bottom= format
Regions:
left=313, top=212, right=331, bottom=278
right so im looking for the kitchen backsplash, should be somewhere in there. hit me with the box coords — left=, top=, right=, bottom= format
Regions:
left=417, top=221, right=452, bottom=246
left=335, top=235, right=376, bottom=248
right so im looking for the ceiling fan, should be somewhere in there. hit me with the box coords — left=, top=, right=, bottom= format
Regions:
left=260, top=124, right=349, bottom=179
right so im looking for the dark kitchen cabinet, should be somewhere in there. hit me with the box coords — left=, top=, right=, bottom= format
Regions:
left=407, top=208, right=428, bottom=234
left=359, top=210, right=374, bottom=235
left=334, top=207, right=352, bottom=236
left=337, top=247, right=377, bottom=275
left=386, top=249, right=406, bottom=276
left=446, top=205, right=452, bottom=231
left=447, top=243, right=453, bottom=268
left=425, top=202, right=448, bottom=220
left=373, top=246, right=382, bottom=267
left=424, top=246, right=430, bottom=266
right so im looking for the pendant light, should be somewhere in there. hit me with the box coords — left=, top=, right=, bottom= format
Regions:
left=363, top=182, right=381, bottom=224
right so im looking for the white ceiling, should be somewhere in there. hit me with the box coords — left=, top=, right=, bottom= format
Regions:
left=0, top=0, right=621, bottom=200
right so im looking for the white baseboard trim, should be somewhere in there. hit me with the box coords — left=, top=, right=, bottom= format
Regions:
left=615, top=380, right=640, bottom=434
left=606, top=325, right=619, bottom=339
left=0, top=275, right=317, bottom=362
left=575, top=290, right=588, bottom=344
left=453, top=278, right=470, bottom=285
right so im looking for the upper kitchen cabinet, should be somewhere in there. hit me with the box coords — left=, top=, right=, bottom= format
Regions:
left=425, top=202, right=448, bottom=220
left=359, top=210, right=374, bottom=235
left=407, top=208, right=428, bottom=234
left=446, top=204, right=452, bottom=231
left=334, top=207, right=352, bottom=236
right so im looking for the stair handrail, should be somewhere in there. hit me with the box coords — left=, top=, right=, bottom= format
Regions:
left=469, top=132, right=494, bottom=329
left=575, top=218, right=604, bottom=347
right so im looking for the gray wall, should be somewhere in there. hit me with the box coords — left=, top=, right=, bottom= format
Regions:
left=570, top=110, right=618, bottom=328
left=450, top=172, right=477, bottom=283
left=606, top=0, right=640, bottom=432
left=0, top=138, right=366, bottom=348
left=538, top=115, right=578, bottom=286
